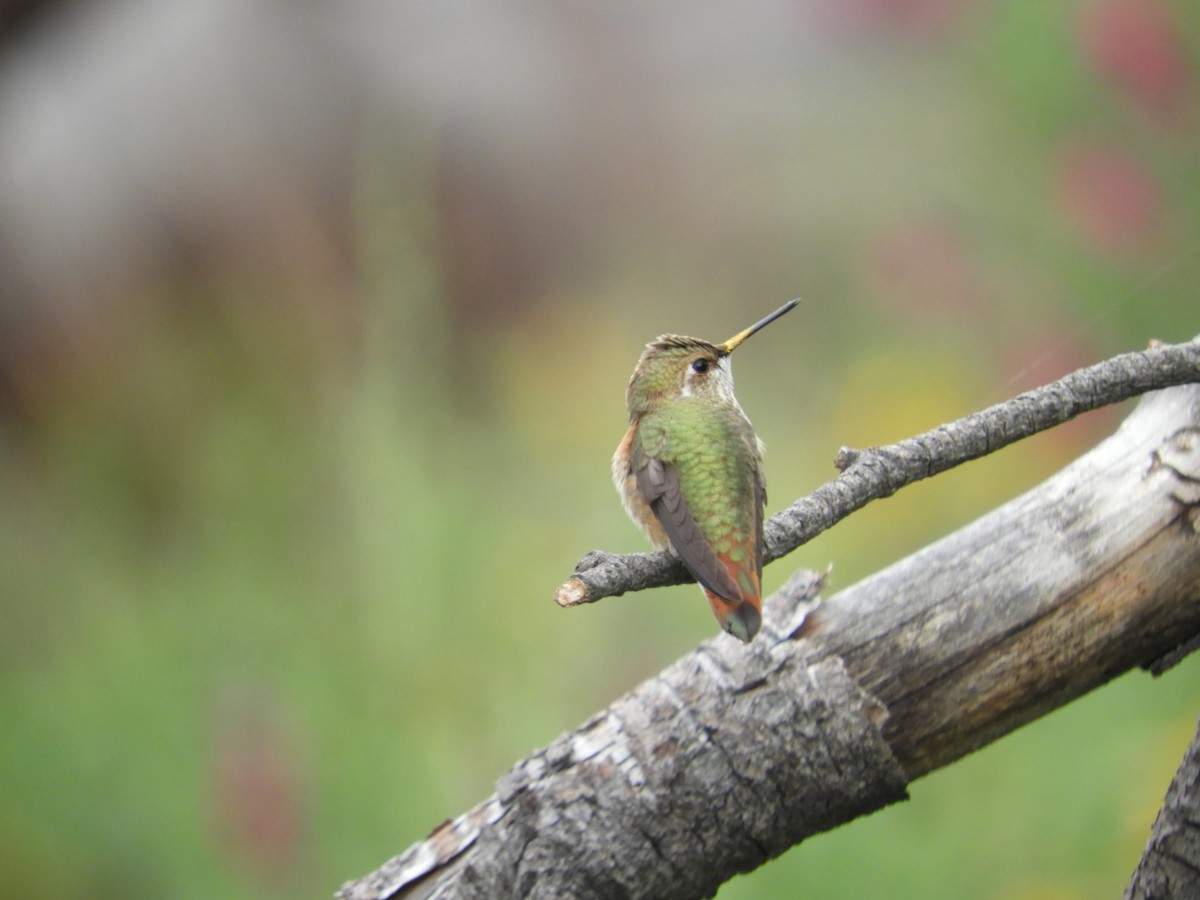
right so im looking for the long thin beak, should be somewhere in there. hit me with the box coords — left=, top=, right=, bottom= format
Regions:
left=720, top=298, right=799, bottom=354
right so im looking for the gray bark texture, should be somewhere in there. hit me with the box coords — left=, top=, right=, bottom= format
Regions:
left=341, top=345, right=1200, bottom=900
left=1126, top=716, right=1200, bottom=899
left=340, top=584, right=906, bottom=900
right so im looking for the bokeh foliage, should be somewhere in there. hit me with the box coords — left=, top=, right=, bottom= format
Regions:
left=1, top=2, right=1199, bottom=898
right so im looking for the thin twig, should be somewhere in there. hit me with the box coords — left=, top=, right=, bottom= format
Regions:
left=555, top=336, right=1200, bottom=607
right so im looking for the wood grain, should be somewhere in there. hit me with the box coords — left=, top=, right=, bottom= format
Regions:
left=343, top=381, right=1200, bottom=900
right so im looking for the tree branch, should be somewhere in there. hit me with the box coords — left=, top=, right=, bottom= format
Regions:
left=1127, top=716, right=1200, bottom=899
left=341, top=366, right=1200, bottom=900
left=555, top=337, right=1200, bottom=608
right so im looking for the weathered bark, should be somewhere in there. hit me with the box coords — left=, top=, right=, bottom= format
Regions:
left=341, top=571, right=906, bottom=900
left=809, top=382, right=1200, bottom=777
left=1126, top=717, right=1200, bottom=899
left=340, top=379, right=1200, bottom=899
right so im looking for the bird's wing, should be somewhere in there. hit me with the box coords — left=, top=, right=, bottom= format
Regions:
left=633, top=448, right=743, bottom=603
left=753, top=444, right=767, bottom=579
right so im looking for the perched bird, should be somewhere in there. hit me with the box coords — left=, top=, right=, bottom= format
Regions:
left=611, top=300, right=797, bottom=642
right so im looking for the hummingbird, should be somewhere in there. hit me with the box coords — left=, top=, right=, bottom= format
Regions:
left=611, top=300, right=797, bottom=642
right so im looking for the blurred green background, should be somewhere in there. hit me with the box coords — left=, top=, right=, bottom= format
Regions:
left=0, top=1, right=1198, bottom=897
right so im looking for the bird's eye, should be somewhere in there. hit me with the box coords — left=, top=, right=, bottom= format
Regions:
left=690, top=358, right=709, bottom=374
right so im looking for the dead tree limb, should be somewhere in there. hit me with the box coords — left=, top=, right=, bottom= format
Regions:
left=1126, top=716, right=1200, bottom=899
left=340, top=358, right=1200, bottom=899
left=554, top=336, right=1200, bottom=608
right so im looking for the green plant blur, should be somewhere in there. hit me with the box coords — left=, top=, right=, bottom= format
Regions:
left=2, top=4, right=1200, bottom=899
